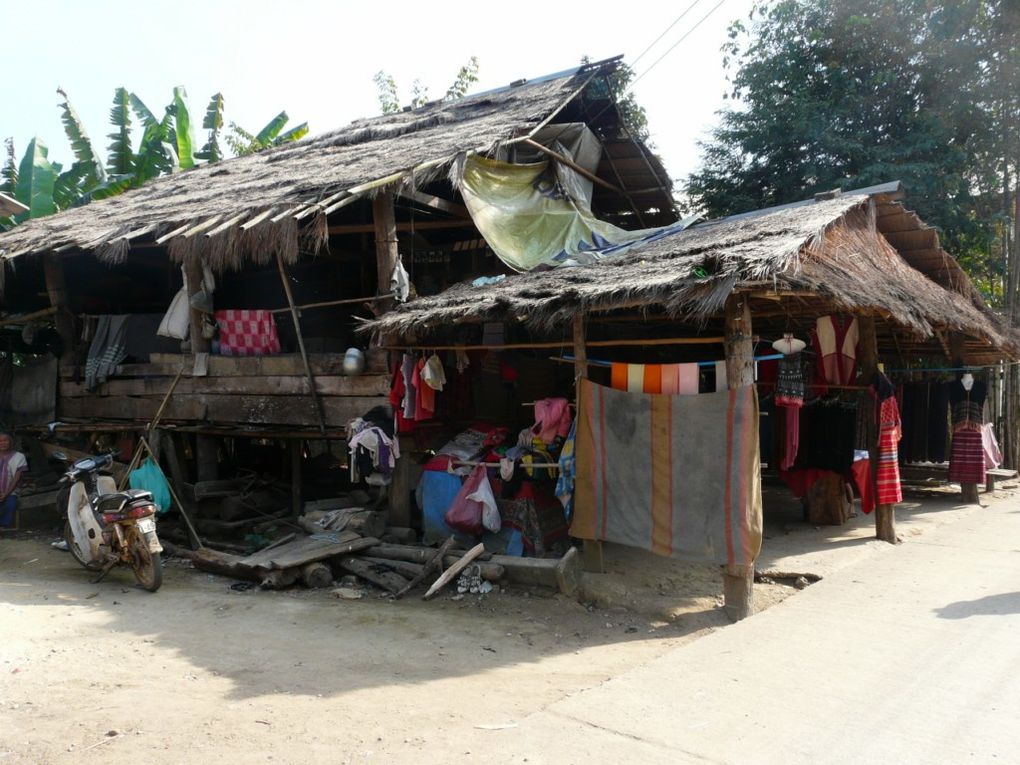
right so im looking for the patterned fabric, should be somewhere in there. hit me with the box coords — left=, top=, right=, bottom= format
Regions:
left=775, top=353, right=804, bottom=407
left=876, top=396, right=903, bottom=505
left=572, top=380, right=762, bottom=567
left=555, top=419, right=577, bottom=521
left=813, top=316, right=859, bottom=385
left=85, top=315, right=129, bottom=390
left=949, top=428, right=986, bottom=484
left=611, top=363, right=701, bottom=395
left=215, top=310, right=281, bottom=356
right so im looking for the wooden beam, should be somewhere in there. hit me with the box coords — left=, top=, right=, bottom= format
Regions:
left=0, top=306, right=57, bottom=329
left=722, top=293, right=756, bottom=621
left=372, top=191, right=400, bottom=319
left=523, top=137, right=623, bottom=195
left=574, top=314, right=603, bottom=574
left=183, top=256, right=211, bottom=354
left=328, top=220, right=475, bottom=235
left=397, top=188, right=469, bottom=219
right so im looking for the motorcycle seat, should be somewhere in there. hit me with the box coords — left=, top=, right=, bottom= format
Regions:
left=97, top=489, right=155, bottom=511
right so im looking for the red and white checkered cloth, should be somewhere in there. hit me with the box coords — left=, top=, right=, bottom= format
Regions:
left=215, top=310, right=281, bottom=356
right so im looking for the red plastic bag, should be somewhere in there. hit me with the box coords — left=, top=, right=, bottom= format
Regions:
left=444, top=465, right=488, bottom=536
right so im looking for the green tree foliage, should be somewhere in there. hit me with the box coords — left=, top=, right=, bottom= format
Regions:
left=374, top=57, right=480, bottom=114
left=685, top=0, right=1019, bottom=303
left=1, top=89, right=308, bottom=230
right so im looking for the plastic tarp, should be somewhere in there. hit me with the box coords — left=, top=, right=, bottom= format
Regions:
left=458, top=138, right=694, bottom=273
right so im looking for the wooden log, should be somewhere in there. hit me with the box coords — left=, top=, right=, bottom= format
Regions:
left=722, top=293, right=756, bottom=621
left=362, top=544, right=504, bottom=582
left=423, top=543, right=486, bottom=600
left=372, top=191, right=400, bottom=318
left=358, top=556, right=425, bottom=579
left=300, top=561, right=333, bottom=588
left=238, top=532, right=378, bottom=570
left=805, top=472, right=851, bottom=525
left=394, top=537, right=455, bottom=599
left=490, top=547, right=581, bottom=596
left=261, top=568, right=301, bottom=590
left=184, top=546, right=262, bottom=581
left=337, top=556, right=408, bottom=594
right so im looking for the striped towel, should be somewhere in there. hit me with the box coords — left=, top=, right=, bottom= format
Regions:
left=571, top=380, right=762, bottom=567
left=611, top=362, right=701, bottom=395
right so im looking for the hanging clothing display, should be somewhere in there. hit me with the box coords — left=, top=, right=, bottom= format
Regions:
left=610, top=362, right=701, bottom=395
left=982, top=423, right=1002, bottom=470
left=775, top=353, right=805, bottom=471
left=85, top=315, right=129, bottom=390
left=792, top=399, right=858, bottom=473
left=875, top=388, right=903, bottom=505
left=571, top=379, right=762, bottom=567
left=215, top=310, right=281, bottom=357
left=422, top=353, right=446, bottom=391
left=813, top=316, right=859, bottom=385
left=555, top=419, right=577, bottom=521
left=530, top=397, right=572, bottom=446
left=948, top=378, right=987, bottom=485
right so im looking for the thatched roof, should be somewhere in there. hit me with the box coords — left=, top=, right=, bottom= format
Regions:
left=364, top=188, right=1017, bottom=355
left=0, top=60, right=621, bottom=271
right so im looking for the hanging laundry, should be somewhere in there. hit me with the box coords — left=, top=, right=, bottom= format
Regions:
left=875, top=381, right=903, bottom=505
left=215, top=310, right=281, bottom=357
left=775, top=352, right=805, bottom=471
left=572, top=380, right=762, bottom=566
left=401, top=354, right=417, bottom=421
left=555, top=418, right=577, bottom=521
left=626, top=364, right=645, bottom=393
left=677, top=363, right=699, bottom=394
left=982, top=423, right=1002, bottom=470
left=422, top=353, right=446, bottom=391
left=642, top=365, right=662, bottom=394
left=388, top=360, right=415, bottom=434
left=531, top=397, right=572, bottom=445
left=611, top=362, right=628, bottom=391
left=714, top=361, right=728, bottom=392
left=348, top=416, right=400, bottom=484
left=813, top=316, right=859, bottom=385
left=454, top=347, right=470, bottom=373
left=390, top=260, right=410, bottom=302
left=413, top=358, right=435, bottom=420
left=660, top=364, right=680, bottom=394
left=85, top=315, right=129, bottom=390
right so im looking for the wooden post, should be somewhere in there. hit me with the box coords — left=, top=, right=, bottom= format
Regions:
left=42, top=252, right=75, bottom=363
left=949, top=332, right=979, bottom=503
left=574, top=314, right=604, bottom=574
left=275, top=252, right=327, bottom=434
left=183, top=255, right=211, bottom=354
left=372, top=191, right=399, bottom=319
left=723, top=294, right=755, bottom=620
left=195, top=436, right=219, bottom=483
left=290, top=439, right=303, bottom=519
left=859, top=316, right=896, bottom=542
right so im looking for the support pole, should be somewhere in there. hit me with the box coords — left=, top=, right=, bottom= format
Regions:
left=859, top=316, right=896, bottom=542
left=574, top=314, right=603, bottom=574
left=275, top=252, right=327, bottom=434
left=290, top=440, right=303, bottom=519
left=949, top=332, right=979, bottom=503
left=722, top=294, right=755, bottom=621
left=183, top=255, right=211, bottom=354
left=372, top=191, right=400, bottom=320
left=42, top=252, right=75, bottom=363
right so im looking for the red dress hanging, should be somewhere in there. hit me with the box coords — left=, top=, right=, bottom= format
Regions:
left=875, top=395, right=903, bottom=505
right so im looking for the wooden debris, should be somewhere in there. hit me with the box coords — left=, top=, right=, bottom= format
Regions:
left=395, top=536, right=455, bottom=599
left=423, top=543, right=486, bottom=601
left=300, top=561, right=333, bottom=589
left=358, top=557, right=425, bottom=580
left=336, top=556, right=408, bottom=595
left=363, top=543, right=504, bottom=582
left=238, top=531, right=378, bottom=570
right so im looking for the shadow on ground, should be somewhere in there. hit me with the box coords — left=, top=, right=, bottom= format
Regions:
left=935, top=592, right=1020, bottom=619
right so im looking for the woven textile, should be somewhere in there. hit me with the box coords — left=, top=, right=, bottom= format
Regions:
left=215, top=310, right=281, bottom=356
left=876, top=396, right=903, bottom=504
left=571, top=379, right=762, bottom=567
left=949, top=428, right=986, bottom=484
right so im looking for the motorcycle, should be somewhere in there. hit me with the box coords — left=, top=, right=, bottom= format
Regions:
left=54, top=451, right=163, bottom=592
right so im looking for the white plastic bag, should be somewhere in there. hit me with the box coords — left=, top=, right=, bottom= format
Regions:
left=467, top=471, right=501, bottom=533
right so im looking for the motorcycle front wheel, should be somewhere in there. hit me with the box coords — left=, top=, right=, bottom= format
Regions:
left=127, top=529, right=163, bottom=592
left=63, top=520, right=102, bottom=572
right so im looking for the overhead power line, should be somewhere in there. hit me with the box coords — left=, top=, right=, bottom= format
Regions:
left=628, top=0, right=729, bottom=92
left=630, top=1, right=705, bottom=70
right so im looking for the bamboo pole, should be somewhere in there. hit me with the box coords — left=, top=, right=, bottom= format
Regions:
left=275, top=252, right=327, bottom=434
left=522, top=138, right=623, bottom=194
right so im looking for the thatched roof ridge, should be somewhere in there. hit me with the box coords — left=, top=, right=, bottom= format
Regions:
left=0, top=61, right=607, bottom=270
left=364, top=194, right=1016, bottom=354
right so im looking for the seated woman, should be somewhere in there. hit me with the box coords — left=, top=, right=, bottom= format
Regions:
left=0, top=432, right=28, bottom=530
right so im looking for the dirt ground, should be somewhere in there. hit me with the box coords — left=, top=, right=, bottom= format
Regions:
left=0, top=482, right=1011, bottom=764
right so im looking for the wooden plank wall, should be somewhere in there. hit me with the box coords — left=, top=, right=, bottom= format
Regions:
left=58, top=353, right=389, bottom=430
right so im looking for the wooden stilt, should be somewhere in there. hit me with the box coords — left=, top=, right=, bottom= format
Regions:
left=574, top=314, right=604, bottom=574
left=183, top=255, right=212, bottom=354
left=722, top=294, right=757, bottom=620
left=372, top=191, right=400, bottom=320
left=290, top=440, right=303, bottom=519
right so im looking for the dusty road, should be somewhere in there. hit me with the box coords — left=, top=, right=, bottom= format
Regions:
left=0, top=487, right=1011, bottom=764
left=0, top=536, right=724, bottom=764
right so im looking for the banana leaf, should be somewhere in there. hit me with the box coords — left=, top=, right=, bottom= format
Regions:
left=14, top=138, right=57, bottom=222
left=172, top=86, right=195, bottom=170
left=106, top=87, right=133, bottom=176
left=56, top=87, right=107, bottom=189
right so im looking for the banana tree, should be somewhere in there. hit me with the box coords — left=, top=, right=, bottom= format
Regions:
left=226, top=111, right=308, bottom=156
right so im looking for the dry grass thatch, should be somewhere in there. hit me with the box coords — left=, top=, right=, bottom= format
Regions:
left=364, top=196, right=1017, bottom=354
left=0, top=63, right=603, bottom=271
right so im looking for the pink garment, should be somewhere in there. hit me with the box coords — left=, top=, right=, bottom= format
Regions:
left=982, top=423, right=1002, bottom=470
left=215, top=310, right=281, bottom=356
left=813, top=316, right=859, bottom=385
left=677, top=363, right=699, bottom=394
left=781, top=405, right=800, bottom=470
left=532, top=397, right=572, bottom=445
left=660, top=365, right=680, bottom=394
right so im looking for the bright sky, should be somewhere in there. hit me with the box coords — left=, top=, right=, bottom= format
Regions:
left=4, top=0, right=755, bottom=185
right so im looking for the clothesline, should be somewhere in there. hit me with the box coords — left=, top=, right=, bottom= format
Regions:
left=551, top=352, right=786, bottom=369
left=451, top=459, right=562, bottom=471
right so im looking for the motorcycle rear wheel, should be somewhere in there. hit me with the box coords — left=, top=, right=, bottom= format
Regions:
left=128, top=529, right=163, bottom=592
left=63, top=520, right=102, bottom=572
